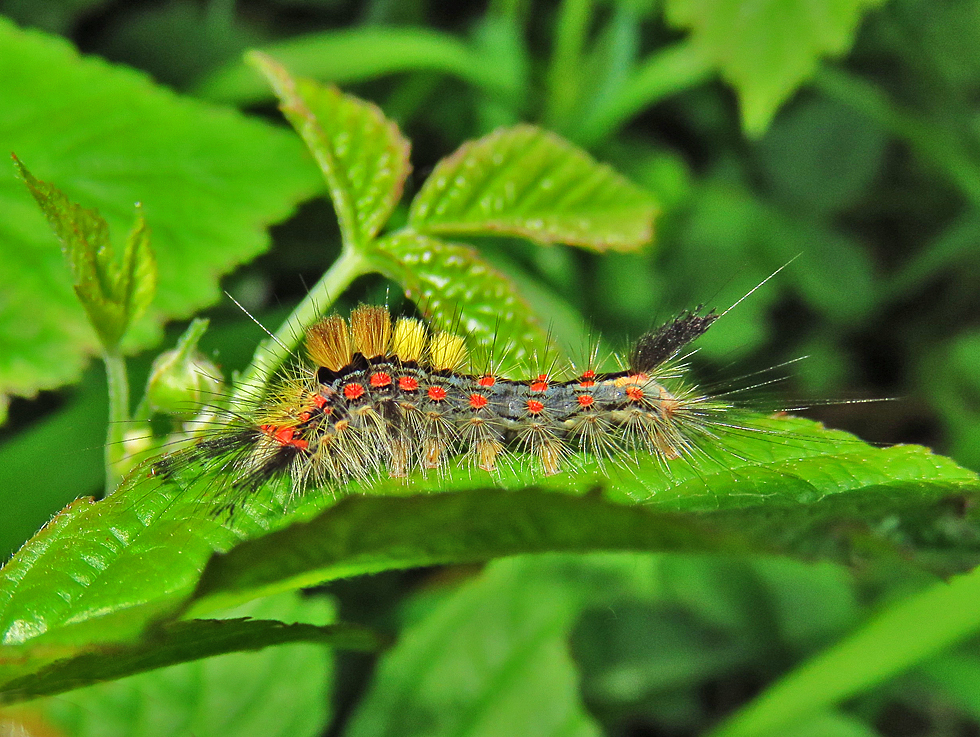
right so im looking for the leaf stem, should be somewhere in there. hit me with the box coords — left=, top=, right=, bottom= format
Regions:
left=103, top=349, right=130, bottom=493
left=230, top=247, right=373, bottom=406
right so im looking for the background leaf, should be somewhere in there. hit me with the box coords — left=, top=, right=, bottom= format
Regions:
left=665, top=0, right=885, bottom=135
left=0, top=17, right=322, bottom=405
left=346, top=556, right=606, bottom=737
left=196, top=27, right=518, bottom=105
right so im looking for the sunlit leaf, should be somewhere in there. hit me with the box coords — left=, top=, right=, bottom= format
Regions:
left=408, top=124, right=658, bottom=251
left=248, top=51, right=411, bottom=248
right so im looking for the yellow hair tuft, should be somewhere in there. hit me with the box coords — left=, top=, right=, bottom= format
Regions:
left=429, top=331, right=468, bottom=372
left=350, top=305, right=392, bottom=359
left=306, top=315, right=352, bottom=371
left=392, top=318, right=428, bottom=363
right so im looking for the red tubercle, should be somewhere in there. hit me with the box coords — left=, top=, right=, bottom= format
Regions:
left=477, top=375, right=496, bottom=387
left=370, top=371, right=392, bottom=388
left=398, top=376, right=419, bottom=391
left=469, top=393, right=488, bottom=409
left=581, top=370, right=596, bottom=379
left=428, top=386, right=448, bottom=401
left=527, top=399, right=545, bottom=414
left=311, top=394, right=328, bottom=408
left=343, top=383, right=365, bottom=400
left=577, top=394, right=594, bottom=407
left=260, top=424, right=309, bottom=450
left=530, top=374, right=549, bottom=392
left=626, top=386, right=645, bottom=402
left=579, top=379, right=596, bottom=388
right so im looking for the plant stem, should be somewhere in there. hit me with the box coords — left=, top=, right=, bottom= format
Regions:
left=230, top=247, right=373, bottom=406
left=103, top=349, right=130, bottom=494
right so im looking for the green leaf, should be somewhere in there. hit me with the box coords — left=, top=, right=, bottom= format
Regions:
left=664, top=0, right=884, bottom=136
left=1, top=416, right=977, bottom=699
left=183, top=418, right=980, bottom=613
left=347, top=556, right=606, bottom=737
left=33, top=593, right=336, bottom=737
left=0, top=614, right=378, bottom=704
left=0, top=367, right=107, bottom=559
left=16, top=158, right=156, bottom=350
left=371, top=231, right=557, bottom=374
left=707, top=565, right=980, bottom=737
left=408, top=124, right=658, bottom=251
left=196, top=27, right=518, bottom=105
left=247, top=51, right=411, bottom=249
left=576, top=41, right=713, bottom=146
left=0, top=17, right=322, bottom=405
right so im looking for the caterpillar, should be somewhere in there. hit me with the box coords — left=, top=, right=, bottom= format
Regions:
left=151, top=303, right=745, bottom=504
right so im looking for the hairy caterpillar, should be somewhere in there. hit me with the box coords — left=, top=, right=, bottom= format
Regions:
left=151, top=303, right=750, bottom=504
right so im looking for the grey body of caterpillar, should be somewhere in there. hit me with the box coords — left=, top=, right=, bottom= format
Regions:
left=154, top=305, right=724, bottom=494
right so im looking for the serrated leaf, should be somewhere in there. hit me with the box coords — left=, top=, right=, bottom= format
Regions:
left=248, top=51, right=411, bottom=248
left=1, top=416, right=977, bottom=700
left=664, top=0, right=884, bottom=136
left=17, top=158, right=157, bottom=349
left=0, top=615, right=378, bottom=704
left=408, top=124, right=658, bottom=251
left=33, top=593, right=335, bottom=737
left=371, top=231, right=557, bottom=374
left=182, top=417, right=980, bottom=613
left=0, top=18, right=322, bottom=405
left=347, top=557, right=604, bottom=737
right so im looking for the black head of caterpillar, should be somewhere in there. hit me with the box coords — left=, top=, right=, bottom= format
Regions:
left=150, top=304, right=734, bottom=502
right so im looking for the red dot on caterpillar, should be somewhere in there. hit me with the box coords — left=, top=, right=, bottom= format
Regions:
left=370, top=372, right=392, bottom=388
left=427, top=386, right=447, bottom=401
left=398, top=376, right=418, bottom=391
left=343, top=383, right=365, bottom=400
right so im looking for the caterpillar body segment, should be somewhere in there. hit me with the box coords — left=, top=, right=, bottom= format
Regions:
left=152, top=305, right=731, bottom=497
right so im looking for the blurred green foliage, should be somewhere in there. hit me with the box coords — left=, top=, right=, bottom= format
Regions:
left=3, top=0, right=980, bottom=735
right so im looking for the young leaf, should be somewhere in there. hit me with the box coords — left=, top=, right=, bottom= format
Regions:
left=371, top=231, right=556, bottom=374
left=16, top=158, right=156, bottom=351
left=0, top=17, right=322, bottom=407
left=664, top=0, right=884, bottom=136
left=408, top=124, right=658, bottom=251
left=247, top=51, right=411, bottom=249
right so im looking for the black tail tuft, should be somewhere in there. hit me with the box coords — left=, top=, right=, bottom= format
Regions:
left=630, top=308, right=719, bottom=373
